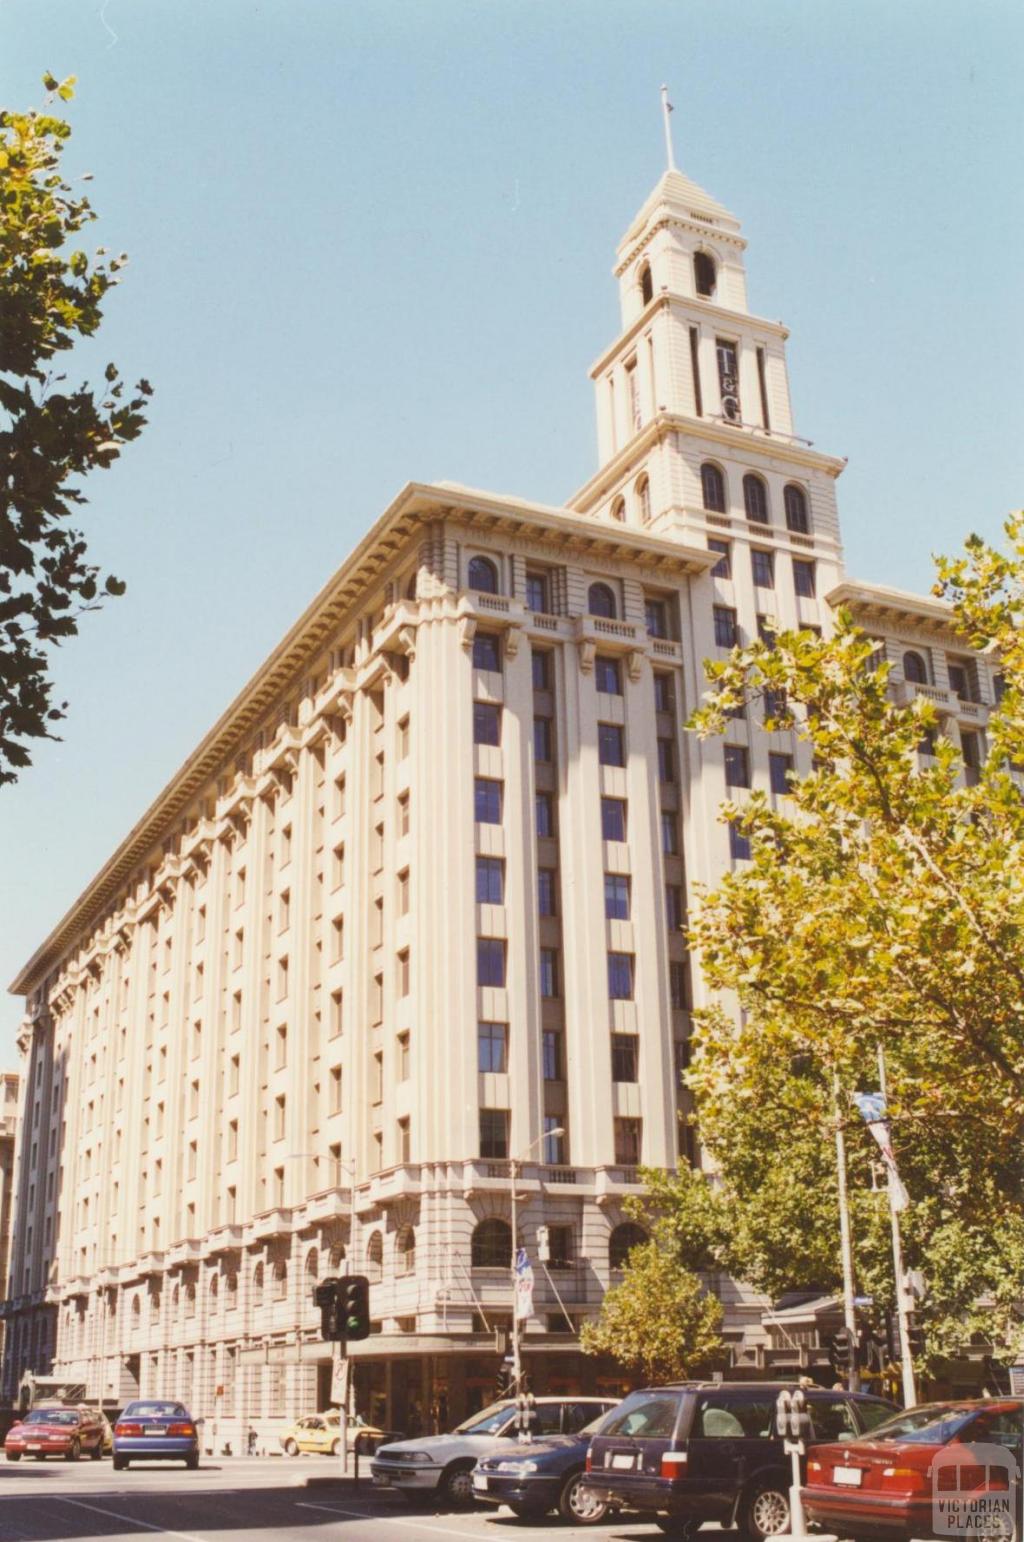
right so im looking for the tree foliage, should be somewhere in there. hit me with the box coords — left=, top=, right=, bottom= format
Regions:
left=640, top=518, right=1024, bottom=1369
left=580, top=1239, right=724, bottom=1384
left=0, top=74, right=152, bottom=784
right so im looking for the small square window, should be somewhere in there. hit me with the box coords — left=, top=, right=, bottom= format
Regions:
left=473, top=633, right=502, bottom=672
left=598, top=722, right=626, bottom=767
left=595, top=656, right=622, bottom=695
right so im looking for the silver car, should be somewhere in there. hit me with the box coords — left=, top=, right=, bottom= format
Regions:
left=370, top=1397, right=615, bottom=1507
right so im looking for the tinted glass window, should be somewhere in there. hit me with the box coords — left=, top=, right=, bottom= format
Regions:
left=456, top=1401, right=515, bottom=1435
left=533, top=1404, right=562, bottom=1435
left=26, top=1410, right=78, bottom=1425
left=696, top=1395, right=774, bottom=1438
left=856, top=1399, right=899, bottom=1432
left=865, top=1406, right=981, bottom=1444
left=565, top=1403, right=600, bottom=1433
left=810, top=1397, right=859, bottom=1443
left=601, top=1391, right=681, bottom=1439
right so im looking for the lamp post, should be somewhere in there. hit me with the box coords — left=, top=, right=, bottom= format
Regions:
left=509, top=1127, right=564, bottom=1395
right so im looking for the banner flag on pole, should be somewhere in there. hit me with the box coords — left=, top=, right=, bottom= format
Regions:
left=852, top=1091, right=909, bottom=1211
left=514, top=1247, right=535, bottom=1321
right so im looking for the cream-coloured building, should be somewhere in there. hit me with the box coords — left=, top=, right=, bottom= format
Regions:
left=2, top=154, right=1000, bottom=1446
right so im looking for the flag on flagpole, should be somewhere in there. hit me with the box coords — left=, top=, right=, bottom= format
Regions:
left=852, top=1091, right=910, bottom=1212
left=514, top=1247, right=535, bottom=1321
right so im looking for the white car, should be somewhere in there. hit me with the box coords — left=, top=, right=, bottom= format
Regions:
left=369, top=1397, right=615, bottom=1507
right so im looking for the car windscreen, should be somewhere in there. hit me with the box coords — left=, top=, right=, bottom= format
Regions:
left=863, top=1406, right=981, bottom=1445
left=455, top=1401, right=514, bottom=1435
left=581, top=1415, right=608, bottom=1436
left=125, top=1402, right=187, bottom=1419
left=24, top=1410, right=78, bottom=1426
left=598, top=1391, right=682, bottom=1439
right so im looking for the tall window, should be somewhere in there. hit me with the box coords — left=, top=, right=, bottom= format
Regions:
left=783, top=484, right=809, bottom=533
left=598, top=722, right=626, bottom=766
left=793, top=559, right=816, bottom=598
left=604, top=873, right=630, bottom=920
left=626, top=362, right=641, bottom=431
left=531, top=649, right=550, bottom=690
left=769, top=752, right=794, bottom=795
left=535, top=791, right=555, bottom=838
left=588, top=582, right=617, bottom=618
left=751, top=549, right=774, bottom=589
left=708, top=538, right=731, bottom=579
left=366, top=1231, right=383, bottom=1283
left=472, top=1217, right=511, bottom=1267
left=533, top=716, right=553, bottom=761
left=396, top=1223, right=415, bottom=1273
left=636, top=476, right=651, bottom=523
left=479, top=1109, right=510, bottom=1160
left=645, top=597, right=669, bottom=638
left=724, top=744, right=751, bottom=788
left=537, top=869, right=557, bottom=917
left=657, top=737, right=676, bottom=782
left=610, top=496, right=626, bottom=522
left=542, top=1030, right=562, bottom=1080
left=477, top=938, right=506, bottom=988
left=665, top=885, right=683, bottom=931
left=903, top=651, right=928, bottom=684
left=473, top=702, right=501, bottom=746
left=468, top=555, right=499, bottom=593
left=716, top=338, right=740, bottom=420
left=539, top=948, right=559, bottom=999
left=610, top=1221, right=648, bottom=1267
left=608, top=952, right=635, bottom=1000
left=611, top=1034, right=639, bottom=1082
left=474, top=778, right=502, bottom=823
left=473, top=632, right=502, bottom=671
left=525, top=572, right=549, bottom=613
left=614, top=1118, right=642, bottom=1165
left=694, top=251, right=716, bottom=297
left=595, top=655, right=622, bottom=694
left=729, top=820, right=752, bottom=860
left=478, top=1022, right=508, bottom=1073
left=713, top=606, right=738, bottom=648
left=701, top=462, right=726, bottom=513
left=640, top=262, right=654, bottom=305
left=542, top=1117, right=566, bottom=1165
left=601, top=797, right=627, bottom=842
left=743, top=474, right=769, bottom=523
left=661, top=812, right=679, bottom=855
left=476, top=856, right=504, bottom=905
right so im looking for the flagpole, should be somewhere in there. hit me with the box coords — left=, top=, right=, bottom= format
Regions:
left=660, top=84, right=676, bottom=171
left=877, top=1047, right=917, bottom=1407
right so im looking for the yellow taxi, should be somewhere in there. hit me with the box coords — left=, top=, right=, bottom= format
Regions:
left=280, top=1411, right=386, bottom=1457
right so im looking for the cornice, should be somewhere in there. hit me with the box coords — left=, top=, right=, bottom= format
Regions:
left=826, top=580, right=958, bottom=637
left=615, top=213, right=747, bottom=279
left=589, top=295, right=788, bottom=382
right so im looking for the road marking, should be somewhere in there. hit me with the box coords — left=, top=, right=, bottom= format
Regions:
left=296, top=1499, right=500, bottom=1538
left=57, top=1497, right=212, bottom=1542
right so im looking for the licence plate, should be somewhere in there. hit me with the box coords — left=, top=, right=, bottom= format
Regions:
left=372, top=1473, right=390, bottom=1486
left=473, top=1475, right=489, bottom=1490
left=611, top=1453, right=636, bottom=1470
left=833, top=1465, right=863, bottom=1486
left=144, top=1426, right=165, bottom=1436
left=27, top=1444, right=41, bottom=1451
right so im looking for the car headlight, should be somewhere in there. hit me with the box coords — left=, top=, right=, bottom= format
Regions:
left=496, top=1460, right=539, bottom=1474
left=387, top=1450, right=435, bottom=1464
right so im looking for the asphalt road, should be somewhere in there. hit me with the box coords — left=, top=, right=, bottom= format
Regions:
left=0, top=1455, right=683, bottom=1542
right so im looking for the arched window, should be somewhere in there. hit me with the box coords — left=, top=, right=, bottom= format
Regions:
left=636, top=476, right=651, bottom=524
left=471, top=1217, right=512, bottom=1269
left=185, top=1281, right=196, bottom=1318
left=694, top=251, right=716, bottom=298
left=639, top=263, right=653, bottom=306
left=328, top=1242, right=346, bottom=1273
left=467, top=556, right=499, bottom=595
left=252, top=1263, right=264, bottom=1309
left=609, top=1221, right=648, bottom=1269
left=743, top=474, right=769, bottom=524
left=131, top=1296, right=141, bottom=1323
left=610, top=496, right=625, bottom=523
left=405, top=572, right=418, bottom=600
left=305, top=1248, right=319, bottom=1282
left=209, top=1274, right=219, bottom=1311
left=150, top=1288, right=161, bottom=1322
left=588, top=582, right=617, bottom=619
left=273, top=1261, right=288, bottom=1301
left=903, top=651, right=928, bottom=685
left=701, top=463, right=726, bottom=514
left=395, top=1225, right=416, bottom=1277
left=783, top=484, right=809, bottom=534
left=366, top=1230, right=384, bottom=1284
left=224, top=1272, right=238, bottom=1309
left=171, top=1284, right=180, bottom=1313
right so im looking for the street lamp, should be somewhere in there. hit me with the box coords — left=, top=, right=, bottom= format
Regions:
left=509, top=1127, right=564, bottom=1394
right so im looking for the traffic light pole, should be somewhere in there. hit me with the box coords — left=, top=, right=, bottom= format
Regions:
left=877, top=1048, right=917, bottom=1408
left=832, top=1073, right=860, bottom=1392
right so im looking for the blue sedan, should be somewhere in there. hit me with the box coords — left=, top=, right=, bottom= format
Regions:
left=472, top=1416, right=613, bottom=1525
left=112, top=1401, right=200, bottom=1470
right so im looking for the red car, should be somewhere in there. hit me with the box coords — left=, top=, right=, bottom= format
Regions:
left=5, top=1405, right=106, bottom=1462
left=802, top=1398, right=1023, bottom=1541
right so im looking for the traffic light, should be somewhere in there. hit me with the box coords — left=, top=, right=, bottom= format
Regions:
left=828, top=1327, right=857, bottom=1379
left=337, top=1274, right=371, bottom=1341
left=313, top=1276, right=342, bottom=1341
left=905, top=1322, right=926, bottom=1358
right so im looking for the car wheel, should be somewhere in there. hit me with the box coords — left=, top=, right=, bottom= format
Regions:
left=330, top=1438, right=341, bottom=1456
left=6, top=1453, right=20, bottom=1462
left=742, top=1479, right=791, bottom=1541
left=186, top=1453, right=199, bottom=1471
left=283, top=1438, right=298, bottom=1456
left=558, top=1471, right=609, bottom=1525
left=65, top=1440, right=81, bottom=1463
left=112, top=1454, right=126, bottom=1471
left=441, top=1462, right=476, bottom=1508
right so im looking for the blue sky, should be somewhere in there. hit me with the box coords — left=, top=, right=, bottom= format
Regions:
left=2, top=0, right=1022, bottom=1060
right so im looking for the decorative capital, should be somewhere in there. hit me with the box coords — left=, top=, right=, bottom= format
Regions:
left=627, top=649, right=646, bottom=682
left=577, top=639, right=596, bottom=674
left=458, top=615, right=477, bottom=652
left=504, top=625, right=524, bottom=660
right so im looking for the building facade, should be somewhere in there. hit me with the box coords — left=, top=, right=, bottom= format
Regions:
left=2, top=159, right=1000, bottom=1447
